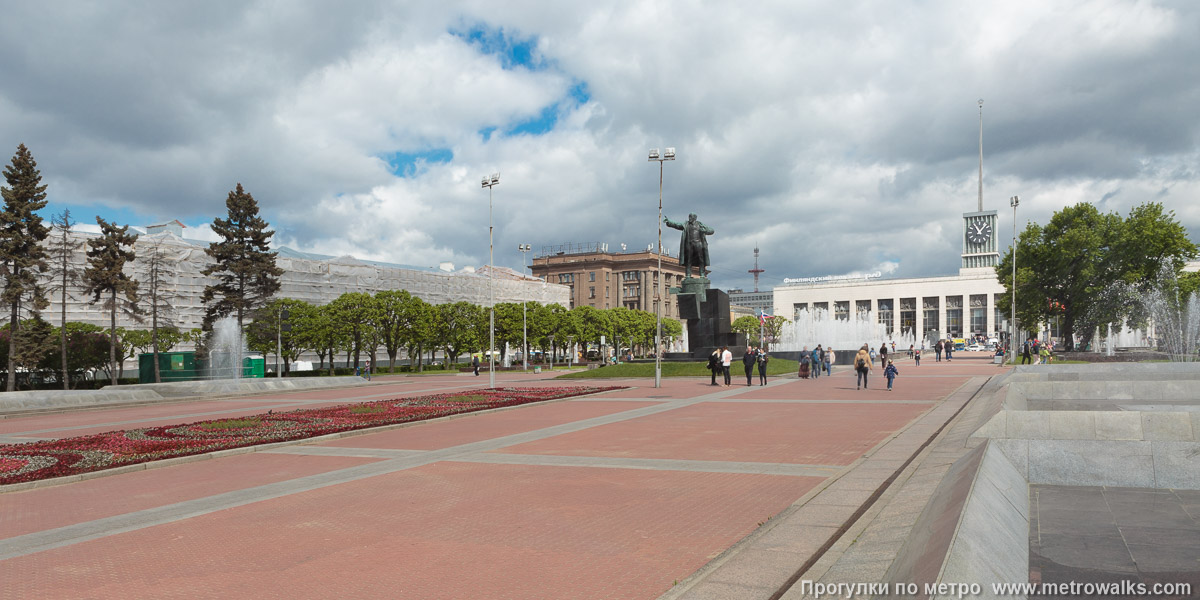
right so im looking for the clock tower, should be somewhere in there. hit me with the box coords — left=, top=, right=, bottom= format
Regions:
left=960, top=210, right=999, bottom=272
left=961, top=98, right=1000, bottom=274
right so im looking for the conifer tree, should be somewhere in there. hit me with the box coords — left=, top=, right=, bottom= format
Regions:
left=46, top=209, right=82, bottom=389
left=82, top=217, right=140, bottom=386
left=201, top=183, right=283, bottom=330
left=0, top=144, right=50, bottom=391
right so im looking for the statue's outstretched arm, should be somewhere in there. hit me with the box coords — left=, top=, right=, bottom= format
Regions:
left=700, top=224, right=715, bottom=235
left=663, top=216, right=684, bottom=230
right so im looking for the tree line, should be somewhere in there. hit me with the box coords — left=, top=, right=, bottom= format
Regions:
left=0, top=143, right=684, bottom=389
left=1, top=144, right=281, bottom=389
left=244, top=294, right=684, bottom=375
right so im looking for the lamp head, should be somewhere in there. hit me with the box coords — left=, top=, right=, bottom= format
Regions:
left=664, top=147, right=675, bottom=160
left=490, top=173, right=500, bottom=184
left=648, top=148, right=660, bottom=161
left=1010, top=195, right=1019, bottom=208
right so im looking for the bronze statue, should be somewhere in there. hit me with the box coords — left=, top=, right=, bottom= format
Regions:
left=664, top=213, right=714, bottom=278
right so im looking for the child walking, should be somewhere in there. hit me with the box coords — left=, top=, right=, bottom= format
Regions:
left=884, top=360, right=899, bottom=391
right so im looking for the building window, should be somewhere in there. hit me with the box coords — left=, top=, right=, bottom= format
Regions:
left=856, top=300, right=872, bottom=321
left=946, top=295, right=963, bottom=338
left=589, top=286, right=596, bottom=299
left=877, top=299, right=894, bottom=335
left=606, top=287, right=609, bottom=298
left=793, top=303, right=808, bottom=321
left=835, top=301, right=849, bottom=321
left=813, top=302, right=829, bottom=320
left=605, top=272, right=609, bottom=281
left=923, top=297, right=939, bottom=339
left=970, top=294, right=987, bottom=336
left=900, top=298, right=916, bottom=337
left=589, top=272, right=595, bottom=282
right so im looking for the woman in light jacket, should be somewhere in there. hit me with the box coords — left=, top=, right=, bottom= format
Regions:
left=853, top=344, right=873, bottom=390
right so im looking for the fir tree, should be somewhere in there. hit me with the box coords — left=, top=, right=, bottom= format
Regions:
left=201, top=183, right=283, bottom=330
left=0, top=144, right=50, bottom=391
left=46, top=209, right=82, bottom=389
left=82, top=217, right=141, bottom=386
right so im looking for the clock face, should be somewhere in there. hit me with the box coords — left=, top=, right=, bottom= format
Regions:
left=966, top=220, right=992, bottom=245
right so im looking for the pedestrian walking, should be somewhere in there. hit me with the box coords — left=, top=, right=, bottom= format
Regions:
left=365, top=359, right=372, bottom=381
left=472, top=354, right=480, bottom=376
left=824, top=344, right=833, bottom=375
left=1021, top=341, right=1032, bottom=365
left=914, top=348, right=921, bottom=366
left=944, top=340, right=953, bottom=362
left=885, top=360, right=899, bottom=391
left=743, top=346, right=757, bottom=386
left=908, top=344, right=915, bottom=358
left=935, top=340, right=943, bottom=362
left=811, top=346, right=822, bottom=379
left=1039, top=344, right=1051, bottom=365
left=798, top=346, right=811, bottom=379
left=879, top=343, right=888, bottom=366
left=757, top=350, right=769, bottom=385
left=707, top=348, right=721, bottom=386
left=721, top=346, right=733, bottom=386
left=854, top=344, right=872, bottom=390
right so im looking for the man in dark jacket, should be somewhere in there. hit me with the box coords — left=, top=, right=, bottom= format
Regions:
left=743, top=346, right=757, bottom=386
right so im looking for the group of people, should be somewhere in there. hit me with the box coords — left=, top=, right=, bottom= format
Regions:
left=1019, top=338, right=1054, bottom=364
left=932, top=339, right=955, bottom=362
left=797, top=345, right=832, bottom=379
left=707, top=346, right=770, bottom=386
left=852, top=344, right=901, bottom=391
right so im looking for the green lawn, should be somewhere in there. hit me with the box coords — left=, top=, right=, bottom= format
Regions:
left=555, top=359, right=800, bottom=379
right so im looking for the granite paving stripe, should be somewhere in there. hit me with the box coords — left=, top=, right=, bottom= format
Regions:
left=0, top=396, right=709, bottom=559
left=262, top=446, right=431, bottom=459
left=448, top=452, right=846, bottom=477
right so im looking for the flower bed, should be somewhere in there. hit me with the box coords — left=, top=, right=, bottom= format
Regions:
left=0, top=386, right=622, bottom=485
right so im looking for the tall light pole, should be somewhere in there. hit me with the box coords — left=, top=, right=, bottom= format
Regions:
left=1010, top=194, right=1019, bottom=362
left=519, top=243, right=531, bottom=371
left=648, top=147, right=675, bottom=388
left=978, top=99, right=984, bottom=212
left=482, top=172, right=500, bottom=387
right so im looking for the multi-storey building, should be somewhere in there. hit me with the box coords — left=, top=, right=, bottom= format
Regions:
left=529, top=242, right=688, bottom=319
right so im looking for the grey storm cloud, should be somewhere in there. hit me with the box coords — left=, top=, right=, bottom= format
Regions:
left=1, top=0, right=1197, bottom=291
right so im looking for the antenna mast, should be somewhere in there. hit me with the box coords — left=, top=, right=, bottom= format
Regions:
left=748, top=245, right=765, bottom=292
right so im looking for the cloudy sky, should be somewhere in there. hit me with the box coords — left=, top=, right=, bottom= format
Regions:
left=2, top=0, right=1197, bottom=291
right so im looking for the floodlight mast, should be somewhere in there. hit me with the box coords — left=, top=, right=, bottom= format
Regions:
left=481, top=173, right=500, bottom=387
left=519, top=243, right=531, bottom=371
left=649, top=147, right=676, bottom=388
left=1010, top=194, right=1019, bottom=362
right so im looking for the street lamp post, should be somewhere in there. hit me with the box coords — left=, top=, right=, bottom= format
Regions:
left=1010, top=195, right=1019, bottom=363
left=648, top=147, right=675, bottom=388
left=482, top=173, right=500, bottom=387
left=519, top=243, right=531, bottom=371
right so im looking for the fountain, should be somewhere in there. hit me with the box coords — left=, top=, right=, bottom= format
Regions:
left=1088, top=265, right=1200, bottom=361
left=206, top=316, right=246, bottom=379
left=774, top=309, right=919, bottom=355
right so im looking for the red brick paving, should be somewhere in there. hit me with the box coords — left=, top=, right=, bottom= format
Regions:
left=2, top=463, right=822, bottom=600
left=0, top=453, right=380, bottom=539
left=317, top=400, right=661, bottom=451
left=493, top=401, right=930, bottom=465
left=0, top=365, right=992, bottom=599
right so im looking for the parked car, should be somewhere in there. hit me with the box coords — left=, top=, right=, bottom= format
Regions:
left=966, top=344, right=985, bottom=352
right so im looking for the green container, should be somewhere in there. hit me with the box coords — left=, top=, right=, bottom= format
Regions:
left=138, top=351, right=200, bottom=384
left=243, top=356, right=265, bottom=378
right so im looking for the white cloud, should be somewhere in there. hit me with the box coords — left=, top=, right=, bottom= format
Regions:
left=4, top=0, right=1199, bottom=293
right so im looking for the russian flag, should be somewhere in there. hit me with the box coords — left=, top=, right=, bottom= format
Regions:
left=758, top=310, right=770, bottom=325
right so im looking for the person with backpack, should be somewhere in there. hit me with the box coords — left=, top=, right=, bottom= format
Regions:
left=757, top=350, right=769, bottom=385
left=811, top=345, right=822, bottom=379
left=884, top=360, right=899, bottom=391
left=854, top=344, right=872, bottom=390
left=935, top=340, right=943, bottom=362
left=707, top=348, right=721, bottom=386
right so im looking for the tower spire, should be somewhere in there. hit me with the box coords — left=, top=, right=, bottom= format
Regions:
left=748, top=244, right=764, bottom=292
left=977, top=98, right=984, bottom=212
